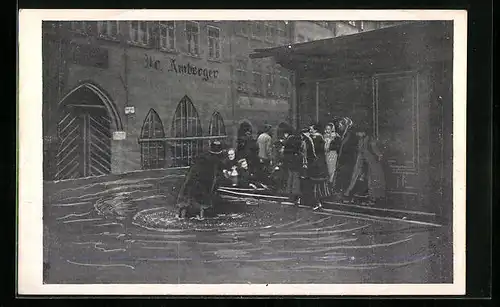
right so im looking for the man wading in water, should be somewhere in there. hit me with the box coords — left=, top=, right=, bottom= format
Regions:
left=176, top=141, right=225, bottom=219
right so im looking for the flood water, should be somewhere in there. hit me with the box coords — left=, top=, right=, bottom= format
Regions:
left=43, top=172, right=451, bottom=284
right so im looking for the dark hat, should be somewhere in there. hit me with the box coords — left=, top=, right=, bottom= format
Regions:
left=263, top=124, right=273, bottom=132
left=209, top=141, right=223, bottom=154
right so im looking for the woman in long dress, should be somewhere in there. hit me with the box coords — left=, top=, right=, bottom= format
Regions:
left=323, top=123, right=341, bottom=185
left=302, top=123, right=331, bottom=210
left=344, top=132, right=386, bottom=204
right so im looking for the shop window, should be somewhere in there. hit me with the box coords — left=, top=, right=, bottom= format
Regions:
left=236, top=59, right=248, bottom=92
left=185, top=21, right=200, bottom=56
left=139, top=108, right=166, bottom=170
left=207, top=26, right=221, bottom=60
left=128, top=21, right=151, bottom=46
left=170, top=96, right=203, bottom=167
left=97, top=21, right=119, bottom=40
left=158, top=21, right=175, bottom=51
left=71, top=21, right=88, bottom=34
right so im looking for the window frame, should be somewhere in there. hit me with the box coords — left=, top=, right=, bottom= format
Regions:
left=97, top=21, right=120, bottom=41
left=207, top=25, right=222, bottom=60
left=185, top=21, right=201, bottom=56
left=70, top=21, right=88, bottom=35
left=158, top=21, right=176, bottom=52
left=235, top=58, right=248, bottom=92
left=128, top=21, right=152, bottom=47
left=252, top=70, right=263, bottom=96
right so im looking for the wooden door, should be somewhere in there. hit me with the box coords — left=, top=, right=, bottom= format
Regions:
left=373, top=71, right=430, bottom=211
left=55, top=106, right=111, bottom=180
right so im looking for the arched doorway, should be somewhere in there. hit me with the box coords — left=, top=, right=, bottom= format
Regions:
left=55, top=83, right=120, bottom=180
left=139, top=108, right=166, bottom=170
left=170, top=95, right=203, bottom=167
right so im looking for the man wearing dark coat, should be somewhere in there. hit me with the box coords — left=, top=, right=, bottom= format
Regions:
left=176, top=141, right=225, bottom=219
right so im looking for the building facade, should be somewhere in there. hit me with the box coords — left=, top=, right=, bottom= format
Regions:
left=251, top=21, right=453, bottom=217
left=42, top=20, right=294, bottom=181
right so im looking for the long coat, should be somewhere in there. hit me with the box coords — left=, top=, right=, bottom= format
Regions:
left=346, top=136, right=386, bottom=199
left=334, top=131, right=358, bottom=193
left=282, top=134, right=303, bottom=172
left=176, top=152, right=224, bottom=212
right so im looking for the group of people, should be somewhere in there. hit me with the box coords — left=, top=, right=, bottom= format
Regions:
left=176, top=117, right=387, bottom=219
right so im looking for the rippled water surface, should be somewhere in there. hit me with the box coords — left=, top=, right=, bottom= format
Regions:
left=43, top=173, right=450, bottom=284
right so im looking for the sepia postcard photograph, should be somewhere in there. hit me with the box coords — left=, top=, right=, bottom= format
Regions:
left=17, top=9, right=467, bottom=296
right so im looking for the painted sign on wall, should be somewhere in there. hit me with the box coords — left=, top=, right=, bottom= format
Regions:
left=144, top=54, right=219, bottom=82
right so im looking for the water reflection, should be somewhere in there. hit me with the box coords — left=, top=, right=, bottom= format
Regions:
left=44, top=174, right=446, bottom=284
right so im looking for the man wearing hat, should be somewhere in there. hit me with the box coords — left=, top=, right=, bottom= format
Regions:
left=176, top=141, right=225, bottom=219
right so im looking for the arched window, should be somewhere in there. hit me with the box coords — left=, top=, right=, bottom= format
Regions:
left=139, top=108, right=166, bottom=170
left=208, top=111, right=226, bottom=136
left=208, top=111, right=227, bottom=147
left=170, top=95, right=203, bottom=167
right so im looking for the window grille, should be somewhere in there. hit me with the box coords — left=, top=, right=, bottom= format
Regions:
left=208, top=111, right=227, bottom=146
left=170, top=96, right=203, bottom=167
left=139, top=108, right=166, bottom=170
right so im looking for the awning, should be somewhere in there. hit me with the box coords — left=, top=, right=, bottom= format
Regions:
left=250, top=21, right=453, bottom=75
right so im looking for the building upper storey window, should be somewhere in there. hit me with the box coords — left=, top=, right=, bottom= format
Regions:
left=236, top=59, right=248, bottom=92
left=276, top=21, right=287, bottom=38
left=252, top=70, right=263, bottom=95
left=207, top=26, right=221, bottom=60
left=237, top=21, right=251, bottom=37
left=128, top=21, right=151, bottom=46
left=98, top=21, right=119, bottom=40
left=264, top=22, right=276, bottom=41
left=251, top=22, right=265, bottom=39
left=71, top=21, right=88, bottom=34
left=158, top=21, right=175, bottom=51
left=185, top=21, right=200, bottom=56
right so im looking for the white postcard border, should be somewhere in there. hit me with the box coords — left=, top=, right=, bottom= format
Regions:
left=18, top=9, right=467, bottom=296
